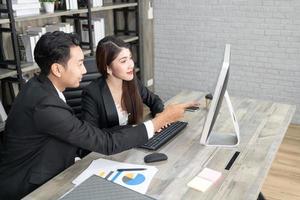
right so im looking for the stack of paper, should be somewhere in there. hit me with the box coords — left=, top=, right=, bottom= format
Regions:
left=11, top=0, right=40, bottom=17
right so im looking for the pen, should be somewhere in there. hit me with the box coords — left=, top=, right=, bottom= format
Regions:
left=116, top=168, right=146, bottom=172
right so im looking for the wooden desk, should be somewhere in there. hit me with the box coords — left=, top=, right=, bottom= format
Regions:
left=23, top=91, right=296, bottom=200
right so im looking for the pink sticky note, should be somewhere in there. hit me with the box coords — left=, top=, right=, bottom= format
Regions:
left=187, top=176, right=213, bottom=192
left=187, top=168, right=222, bottom=192
left=198, top=168, right=222, bottom=182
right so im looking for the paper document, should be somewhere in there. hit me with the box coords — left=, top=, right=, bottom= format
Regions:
left=73, top=158, right=158, bottom=194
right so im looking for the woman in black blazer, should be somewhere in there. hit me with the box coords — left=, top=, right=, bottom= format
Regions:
left=81, top=36, right=164, bottom=130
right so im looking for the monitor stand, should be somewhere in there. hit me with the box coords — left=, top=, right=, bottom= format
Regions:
left=205, top=91, right=240, bottom=147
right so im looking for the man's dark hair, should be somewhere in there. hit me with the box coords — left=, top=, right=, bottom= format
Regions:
left=34, top=31, right=80, bottom=75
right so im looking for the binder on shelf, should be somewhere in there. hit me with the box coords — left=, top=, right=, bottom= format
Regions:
left=56, top=0, right=70, bottom=10
left=20, top=34, right=39, bottom=63
left=26, top=27, right=46, bottom=37
left=69, top=0, right=78, bottom=10
left=44, top=23, right=73, bottom=33
left=66, top=0, right=70, bottom=10
left=45, top=24, right=63, bottom=33
left=57, top=23, right=73, bottom=33
left=91, top=0, right=103, bottom=8
left=81, top=18, right=105, bottom=47
left=78, top=0, right=101, bottom=8
left=17, top=34, right=27, bottom=63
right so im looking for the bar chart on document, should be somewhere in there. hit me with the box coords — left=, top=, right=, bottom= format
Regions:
left=99, top=169, right=146, bottom=185
left=97, top=170, right=146, bottom=190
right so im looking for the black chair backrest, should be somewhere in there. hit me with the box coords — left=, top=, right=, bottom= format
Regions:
left=63, top=56, right=101, bottom=117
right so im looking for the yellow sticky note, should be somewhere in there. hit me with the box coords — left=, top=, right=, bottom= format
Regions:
left=98, top=171, right=106, bottom=178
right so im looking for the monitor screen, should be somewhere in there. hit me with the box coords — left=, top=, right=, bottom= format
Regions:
left=200, top=44, right=232, bottom=145
left=208, top=68, right=229, bottom=135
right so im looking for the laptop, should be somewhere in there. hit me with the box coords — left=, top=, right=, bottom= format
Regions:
left=60, top=175, right=155, bottom=200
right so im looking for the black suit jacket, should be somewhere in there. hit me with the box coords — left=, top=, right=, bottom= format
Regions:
left=81, top=77, right=164, bottom=129
left=0, top=75, right=148, bottom=200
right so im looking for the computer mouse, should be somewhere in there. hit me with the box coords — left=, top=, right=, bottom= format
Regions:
left=144, top=153, right=168, bottom=163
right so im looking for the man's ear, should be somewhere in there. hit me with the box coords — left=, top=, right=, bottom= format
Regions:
left=50, top=63, right=63, bottom=78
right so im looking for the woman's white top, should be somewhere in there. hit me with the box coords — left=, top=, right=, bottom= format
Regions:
left=115, top=103, right=129, bottom=125
left=115, top=103, right=154, bottom=140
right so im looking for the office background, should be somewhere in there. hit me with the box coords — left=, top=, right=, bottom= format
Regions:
left=152, top=0, right=300, bottom=124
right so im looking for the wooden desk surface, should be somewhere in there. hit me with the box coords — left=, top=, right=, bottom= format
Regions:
left=23, top=91, right=296, bottom=200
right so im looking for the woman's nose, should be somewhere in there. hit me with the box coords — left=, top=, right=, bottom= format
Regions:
left=129, top=59, right=134, bottom=69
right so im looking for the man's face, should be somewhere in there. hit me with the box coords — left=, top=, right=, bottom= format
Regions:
left=60, top=46, right=86, bottom=88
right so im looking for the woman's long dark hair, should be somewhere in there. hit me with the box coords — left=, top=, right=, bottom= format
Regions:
left=96, top=36, right=143, bottom=124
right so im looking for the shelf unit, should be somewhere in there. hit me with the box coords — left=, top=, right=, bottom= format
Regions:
left=0, top=1, right=140, bottom=78
left=0, top=0, right=142, bottom=108
left=0, top=0, right=24, bottom=85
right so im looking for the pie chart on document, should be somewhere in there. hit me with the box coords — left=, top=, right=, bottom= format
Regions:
left=122, top=173, right=145, bottom=186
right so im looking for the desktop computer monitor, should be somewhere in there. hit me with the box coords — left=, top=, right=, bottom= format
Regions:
left=200, top=44, right=240, bottom=147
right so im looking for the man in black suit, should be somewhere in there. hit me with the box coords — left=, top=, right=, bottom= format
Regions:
left=0, top=31, right=190, bottom=199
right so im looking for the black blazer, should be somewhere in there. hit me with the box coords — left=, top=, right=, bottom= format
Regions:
left=81, top=77, right=164, bottom=129
left=0, top=75, right=148, bottom=200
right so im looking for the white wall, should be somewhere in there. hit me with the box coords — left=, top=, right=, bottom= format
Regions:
left=153, top=0, right=300, bottom=124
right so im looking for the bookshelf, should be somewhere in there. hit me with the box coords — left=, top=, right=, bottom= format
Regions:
left=0, top=2, right=138, bottom=24
left=0, top=0, right=151, bottom=111
left=0, top=1, right=140, bottom=76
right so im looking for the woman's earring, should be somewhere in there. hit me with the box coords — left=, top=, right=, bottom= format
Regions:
left=107, top=66, right=112, bottom=75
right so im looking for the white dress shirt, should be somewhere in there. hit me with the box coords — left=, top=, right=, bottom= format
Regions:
left=54, top=87, right=66, bottom=103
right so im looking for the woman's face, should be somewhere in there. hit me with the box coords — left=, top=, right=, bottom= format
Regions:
left=108, top=48, right=134, bottom=81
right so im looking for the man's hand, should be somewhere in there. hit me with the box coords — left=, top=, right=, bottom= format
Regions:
left=151, top=102, right=198, bottom=132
